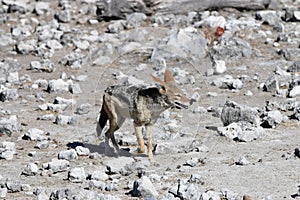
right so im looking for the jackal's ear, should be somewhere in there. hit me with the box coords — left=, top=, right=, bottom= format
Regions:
left=164, top=69, right=175, bottom=83
left=151, top=74, right=165, bottom=86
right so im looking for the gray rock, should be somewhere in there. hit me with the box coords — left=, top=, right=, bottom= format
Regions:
left=279, top=48, right=300, bottom=61
left=287, top=61, right=300, bottom=73
left=0, top=187, right=7, bottom=198
left=126, top=12, right=147, bottom=28
left=292, top=106, right=300, bottom=120
left=33, top=79, right=48, bottom=90
left=203, top=15, right=226, bottom=29
left=92, top=56, right=112, bottom=66
left=75, top=146, right=90, bottom=156
left=88, top=180, right=106, bottom=190
left=184, top=157, right=202, bottom=167
left=166, top=28, right=207, bottom=59
left=289, top=85, right=300, bottom=98
left=11, top=25, right=32, bottom=38
left=117, top=42, right=141, bottom=55
left=124, top=75, right=145, bottom=86
left=23, top=128, right=46, bottom=141
left=34, top=1, right=50, bottom=15
left=220, top=188, right=239, bottom=200
left=212, top=59, right=226, bottom=75
left=280, top=98, right=298, bottom=111
left=69, top=83, right=82, bottom=94
left=200, top=190, right=221, bottom=200
left=256, top=10, right=281, bottom=26
left=35, top=187, right=49, bottom=200
left=0, top=34, right=15, bottom=48
left=133, top=176, right=158, bottom=199
left=55, top=115, right=76, bottom=125
left=221, top=100, right=260, bottom=126
left=68, top=167, right=86, bottom=183
left=58, top=149, right=78, bottom=161
left=210, top=76, right=243, bottom=90
left=107, top=20, right=126, bottom=33
left=263, top=73, right=290, bottom=94
left=261, top=110, right=283, bottom=128
left=73, top=39, right=90, bottom=50
left=46, top=39, right=63, bottom=50
left=0, top=115, right=20, bottom=136
left=54, top=96, right=76, bottom=106
left=236, top=156, right=250, bottom=165
left=191, top=92, right=200, bottom=103
left=0, top=141, right=16, bottom=160
left=50, top=188, right=73, bottom=200
left=75, top=190, right=105, bottom=200
left=35, top=140, right=49, bottom=150
left=30, top=60, right=54, bottom=73
left=105, top=157, right=135, bottom=175
left=75, top=103, right=92, bottom=115
left=47, top=79, right=72, bottom=93
left=7, top=71, right=19, bottom=83
left=294, top=11, right=300, bottom=21
left=0, top=150, right=15, bottom=160
left=22, top=163, right=39, bottom=176
left=55, top=10, right=71, bottom=23
left=169, top=179, right=201, bottom=200
left=90, top=170, right=109, bottom=181
left=0, top=87, right=19, bottom=102
left=44, top=158, right=70, bottom=172
left=16, top=39, right=37, bottom=54
left=217, top=121, right=265, bottom=142
left=6, top=180, right=22, bottom=193
left=37, top=103, right=62, bottom=112
left=38, top=114, right=55, bottom=121
left=211, top=37, right=252, bottom=60
left=60, top=52, right=86, bottom=68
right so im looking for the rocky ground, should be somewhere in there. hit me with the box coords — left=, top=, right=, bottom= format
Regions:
left=0, top=0, right=300, bottom=199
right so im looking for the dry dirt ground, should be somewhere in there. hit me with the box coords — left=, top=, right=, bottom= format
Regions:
left=0, top=2, right=300, bottom=200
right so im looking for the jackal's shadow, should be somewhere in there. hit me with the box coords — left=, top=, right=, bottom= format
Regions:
left=67, top=141, right=145, bottom=158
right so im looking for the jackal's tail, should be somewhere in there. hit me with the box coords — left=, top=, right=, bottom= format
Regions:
left=96, top=103, right=108, bottom=137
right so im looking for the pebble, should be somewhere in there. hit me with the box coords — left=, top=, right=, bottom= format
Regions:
left=44, top=158, right=70, bottom=173
left=23, top=128, right=46, bottom=141
left=55, top=114, right=76, bottom=125
left=212, top=59, right=227, bottom=74
left=75, top=103, right=92, bottom=115
left=0, top=115, right=20, bottom=136
left=58, top=149, right=78, bottom=161
left=22, top=163, right=39, bottom=176
left=261, top=110, right=283, bottom=128
left=47, top=79, right=72, bottom=93
left=68, top=167, right=86, bottom=183
left=236, top=156, right=250, bottom=165
left=75, top=146, right=90, bottom=156
left=105, top=157, right=135, bottom=175
left=131, top=176, right=159, bottom=198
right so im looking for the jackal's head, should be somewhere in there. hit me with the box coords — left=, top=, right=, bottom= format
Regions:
left=152, top=69, right=190, bottom=109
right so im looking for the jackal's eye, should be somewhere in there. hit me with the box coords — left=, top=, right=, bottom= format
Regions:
left=175, top=93, right=182, bottom=97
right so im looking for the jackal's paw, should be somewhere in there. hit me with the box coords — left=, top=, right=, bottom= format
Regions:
left=150, top=160, right=160, bottom=167
left=133, top=147, right=145, bottom=154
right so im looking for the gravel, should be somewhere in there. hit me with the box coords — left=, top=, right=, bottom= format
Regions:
left=0, top=0, right=299, bottom=199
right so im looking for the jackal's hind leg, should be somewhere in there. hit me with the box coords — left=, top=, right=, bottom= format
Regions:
left=134, top=124, right=145, bottom=153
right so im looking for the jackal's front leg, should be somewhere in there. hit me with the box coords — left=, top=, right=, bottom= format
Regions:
left=134, top=124, right=145, bottom=153
left=145, top=125, right=154, bottom=163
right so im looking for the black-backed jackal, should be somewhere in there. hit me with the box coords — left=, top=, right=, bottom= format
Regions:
left=96, top=69, right=190, bottom=163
